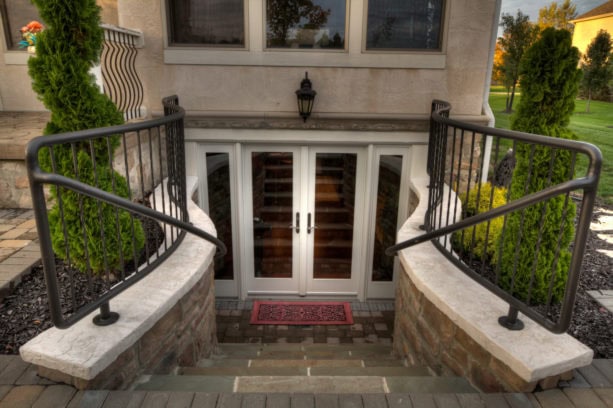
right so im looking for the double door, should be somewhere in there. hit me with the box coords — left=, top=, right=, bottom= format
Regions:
left=245, top=146, right=366, bottom=296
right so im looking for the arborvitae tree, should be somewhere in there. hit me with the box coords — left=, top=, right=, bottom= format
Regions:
left=499, top=28, right=581, bottom=304
left=580, top=30, right=613, bottom=112
left=28, top=0, right=144, bottom=274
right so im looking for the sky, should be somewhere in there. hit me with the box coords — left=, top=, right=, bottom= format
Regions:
left=500, top=0, right=609, bottom=22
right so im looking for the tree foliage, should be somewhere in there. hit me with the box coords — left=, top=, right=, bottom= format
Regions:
left=497, top=11, right=539, bottom=113
left=499, top=28, right=581, bottom=305
left=537, top=0, right=577, bottom=33
left=267, top=0, right=330, bottom=47
left=29, top=0, right=144, bottom=274
left=580, top=30, right=613, bottom=112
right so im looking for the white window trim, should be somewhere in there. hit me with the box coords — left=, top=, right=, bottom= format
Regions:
left=163, top=0, right=448, bottom=69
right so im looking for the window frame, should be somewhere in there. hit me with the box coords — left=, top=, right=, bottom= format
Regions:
left=162, top=0, right=449, bottom=68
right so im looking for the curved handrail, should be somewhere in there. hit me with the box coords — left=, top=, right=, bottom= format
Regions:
left=26, top=97, right=225, bottom=328
left=388, top=99, right=602, bottom=333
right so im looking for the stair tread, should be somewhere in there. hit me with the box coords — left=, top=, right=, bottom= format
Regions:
left=135, top=375, right=476, bottom=394
left=181, top=366, right=430, bottom=377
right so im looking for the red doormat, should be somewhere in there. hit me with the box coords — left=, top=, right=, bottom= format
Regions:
left=250, top=301, right=353, bottom=325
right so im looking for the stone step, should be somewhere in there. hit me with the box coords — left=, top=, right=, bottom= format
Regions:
left=210, top=343, right=398, bottom=360
left=134, top=375, right=477, bottom=394
left=179, top=366, right=431, bottom=377
left=195, top=358, right=407, bottom=369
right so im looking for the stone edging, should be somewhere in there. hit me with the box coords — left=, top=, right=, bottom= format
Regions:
left=19, top=177, right=218, bottom=384
left=393, top=177, right=593, bottom=392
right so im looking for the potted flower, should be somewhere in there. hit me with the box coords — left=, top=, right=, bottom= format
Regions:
left=19, top=21, right=44, bottom=54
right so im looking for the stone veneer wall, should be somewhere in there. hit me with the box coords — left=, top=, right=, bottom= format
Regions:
left=392, top=178, right=593, bottom=393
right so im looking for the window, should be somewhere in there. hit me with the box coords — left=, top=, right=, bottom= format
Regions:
left=366, top=0, right=444, bottom=50
left=266, top=0, right=346, bottom=49
left=167, top=0, right=245, bottom=47
left=1, top=0, right=42, bottom=50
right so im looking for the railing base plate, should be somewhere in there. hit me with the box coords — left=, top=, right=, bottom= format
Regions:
left=93, top=312, right=120, bottom=326
left=498, top=315, right=525, bottom=331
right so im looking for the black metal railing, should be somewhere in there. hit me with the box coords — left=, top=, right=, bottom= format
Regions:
left=101, top=24, right=145, bottom=121
left=26, top=96, right=226, bottom=329
left=388, top=100, right=602, bottom=334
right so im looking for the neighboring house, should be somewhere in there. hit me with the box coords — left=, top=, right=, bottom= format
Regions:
left=571, top=0, right=613, bottom=56
left=0, top=0, right=501, bottom=301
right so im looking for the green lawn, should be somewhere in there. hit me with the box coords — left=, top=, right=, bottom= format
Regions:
left=488, top=93, right=613, bottom=204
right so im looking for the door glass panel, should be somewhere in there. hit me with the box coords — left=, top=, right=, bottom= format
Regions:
left=252, top=152, right=293, bottom=278
left=313, top=153, right=355, bottom=279
left=206, top=153, right=234, bottom=280
left=372, top=155, right=402, bottom=281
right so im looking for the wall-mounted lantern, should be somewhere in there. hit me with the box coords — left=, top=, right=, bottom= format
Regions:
left=295, top=72, right=316, bottom=122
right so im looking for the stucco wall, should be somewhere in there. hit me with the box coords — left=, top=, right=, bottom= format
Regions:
left=0, top=0, right=117, bottom=112
left=572, top=16, right=613, bottom=57
left=115, top=0, right=497, bottom=118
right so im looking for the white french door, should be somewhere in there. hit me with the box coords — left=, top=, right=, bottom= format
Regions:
left=243, top=145, right=366, bottom=297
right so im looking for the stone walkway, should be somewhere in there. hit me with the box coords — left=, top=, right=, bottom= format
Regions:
left=0, top=209, right=40, bottom=300
left=0, top=354, right=612, bottom=407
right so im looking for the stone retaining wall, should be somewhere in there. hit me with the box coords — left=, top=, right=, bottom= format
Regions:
left=392, top=178, right=593, bottom=393
left=20, top=177, right=219, bottom=390
left=36, top=264, right=216, bottom=390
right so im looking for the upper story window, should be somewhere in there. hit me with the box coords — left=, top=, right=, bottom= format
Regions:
left=365, top=0, right=444, bottom=50
left=266, top=0, right=346, bottom=50
left=163, top=0, right=448, bottom=68
left=167, top=0, right=245, bottom=47
left=1, top=0, right=42, bottom=50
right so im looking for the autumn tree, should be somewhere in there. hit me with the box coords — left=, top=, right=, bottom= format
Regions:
left=537, top=0, right=577, bottom=33
left=498, top=11, right=539, bottom=113
left=580, top=30, right=613, bottom=112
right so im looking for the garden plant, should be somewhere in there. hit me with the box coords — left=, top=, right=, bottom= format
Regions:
left=28, top=0, right=144, bottom=274
left=498, top=28, right=581, bottom=304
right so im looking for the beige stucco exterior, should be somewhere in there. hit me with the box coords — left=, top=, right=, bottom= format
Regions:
left=0, top=0, right=498, bottom=119
left=117, top=0, right=497, bottom=120
left=572, top=14, right=613, bottom=56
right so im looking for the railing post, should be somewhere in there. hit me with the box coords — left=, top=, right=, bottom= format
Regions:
left=93, top=301, right=120, bottom=326
left=498, top=305, right=524, bottom=331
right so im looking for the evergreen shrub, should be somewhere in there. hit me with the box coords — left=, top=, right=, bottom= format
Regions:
left=454, top=182, right=507, bottom=263
left=499, top=28, right=580, bottom=304
left=29, top=0, right=144, bottom=274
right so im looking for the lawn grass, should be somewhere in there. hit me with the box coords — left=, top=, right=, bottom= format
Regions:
left=488, top=93, right=613, bottom=204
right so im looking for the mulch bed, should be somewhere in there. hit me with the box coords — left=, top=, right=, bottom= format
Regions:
left=0, top=214, right=164, bottom=354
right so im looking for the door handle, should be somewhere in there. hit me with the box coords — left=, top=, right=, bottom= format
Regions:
left=288, top=212, right=300, bottom=233
left=307, top=212, right=318, bottom=234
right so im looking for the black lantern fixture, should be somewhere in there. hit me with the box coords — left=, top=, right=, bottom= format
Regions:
left=295, top=71, right=316, bottom=122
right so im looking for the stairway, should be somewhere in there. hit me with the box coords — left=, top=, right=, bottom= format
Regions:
left=133, top=343, right=477, bottom=394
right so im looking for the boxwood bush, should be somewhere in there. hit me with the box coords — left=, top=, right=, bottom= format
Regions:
left=454, top=182, right=507, bottom=263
